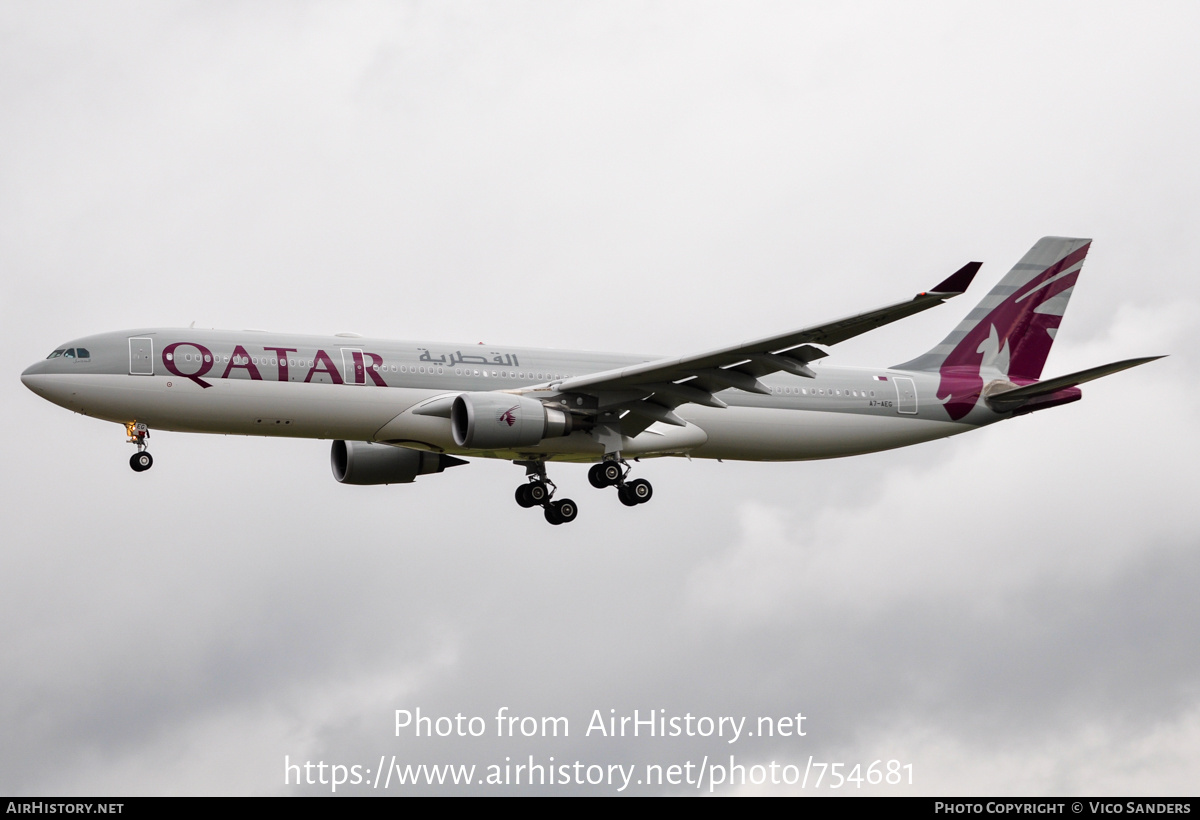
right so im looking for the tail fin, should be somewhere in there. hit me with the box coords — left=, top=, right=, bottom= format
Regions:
left=894, top=237, right=1092, bottom=420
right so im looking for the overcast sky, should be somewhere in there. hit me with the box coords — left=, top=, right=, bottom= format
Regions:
left=2, top=1, right=1198, bottom=795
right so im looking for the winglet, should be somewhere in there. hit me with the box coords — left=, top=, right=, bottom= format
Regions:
left=924, top=261, right=982, bottom=297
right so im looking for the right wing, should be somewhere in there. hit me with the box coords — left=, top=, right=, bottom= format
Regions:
left=523, top=262, right=982, bottom=434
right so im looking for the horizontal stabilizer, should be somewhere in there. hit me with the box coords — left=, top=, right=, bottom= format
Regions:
left=985, top=356, right=1165, bottom=412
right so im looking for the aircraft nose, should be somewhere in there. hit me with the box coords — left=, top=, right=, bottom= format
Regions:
left=21, top=360, right=52, bottom=395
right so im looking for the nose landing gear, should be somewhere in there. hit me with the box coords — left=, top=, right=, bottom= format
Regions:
left=126, top=421, right=153, bottom=472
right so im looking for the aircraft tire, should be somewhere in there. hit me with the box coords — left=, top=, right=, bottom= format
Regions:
left=554, top=498, right=578, bottom=523
left=587, top=464, right=608, bottom=489
left=601, top=462, right=622, bottom=485
left=628, top=478, right=652, bottom=504
left=130, top=452, right=153, bottom=472
left=544, top=504, right=564, bottom=525
left=528, top=481, right=549, bottom=504
left=617, top=485, right=638, bottom=507
left=515, top=484, right=536, bottom=508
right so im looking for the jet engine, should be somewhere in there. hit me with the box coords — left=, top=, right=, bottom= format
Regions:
left=450, top=393, right=573, bottom=449
left=331, top=440, right=467, bottom=485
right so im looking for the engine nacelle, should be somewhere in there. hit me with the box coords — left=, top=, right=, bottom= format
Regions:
left=451, top=392, right=573, bottom=449
left=331, top=440, right=466, bottom=485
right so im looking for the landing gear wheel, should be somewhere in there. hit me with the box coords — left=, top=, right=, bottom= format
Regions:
left=527, top=481, right=549, bottom=505
left=617, top=485, right=638, bottom=507
left=588, top=463, right=608, bottom=489
left=601, top=461, right=623, bottom=486
left=129, top=451, right=153, bottom=472
left=513, top=461, right=569, bottom=521
left=552, top=498, right=578, bottom=523
left=628, top=478, right=652, bottom=504
left=515, top=484, right=536, bottom=508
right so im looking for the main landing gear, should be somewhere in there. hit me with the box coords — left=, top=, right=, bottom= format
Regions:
left=587, top=458, right=653, bottom=507
left=125, top=421, right=153, bottom=472
left=514, top=461, right=578, bottom=525
left=513, top=457, right=654, bottom=524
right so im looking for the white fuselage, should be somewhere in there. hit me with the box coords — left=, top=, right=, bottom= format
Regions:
left=21, top=328, right=982, bottom=464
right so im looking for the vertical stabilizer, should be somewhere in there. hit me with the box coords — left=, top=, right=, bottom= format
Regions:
left=894, top=237, right=1091, bottom=420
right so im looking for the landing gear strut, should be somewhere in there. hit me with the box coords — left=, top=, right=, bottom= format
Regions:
left=513, top=460, right=578, bottom=525
left=126, top=421, right=153, bottom=472
left=588, top=456, right=653, bottom=506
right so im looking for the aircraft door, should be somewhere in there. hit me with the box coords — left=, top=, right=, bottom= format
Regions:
left=341, top=348, right=366, bottom=385
left=129, top=337, right=154, bottom=375
left=894, top=377, right=917, bottom=414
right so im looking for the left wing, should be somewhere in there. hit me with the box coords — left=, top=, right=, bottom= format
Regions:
left=523, top=262, right=981, bottom=435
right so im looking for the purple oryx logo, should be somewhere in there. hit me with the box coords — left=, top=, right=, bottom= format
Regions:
left=498, top=405, right=519, bottom=427
left=938, top=241, right=1089, bottom=420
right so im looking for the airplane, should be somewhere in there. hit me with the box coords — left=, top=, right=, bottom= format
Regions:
left=21, top=237, right=1161, bottom=525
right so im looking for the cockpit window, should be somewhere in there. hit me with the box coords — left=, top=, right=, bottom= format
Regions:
left=45, top=348, right=90, bottom=361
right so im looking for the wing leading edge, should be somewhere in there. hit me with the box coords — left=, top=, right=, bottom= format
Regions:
left=522, top=262, right=982, bottom=435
